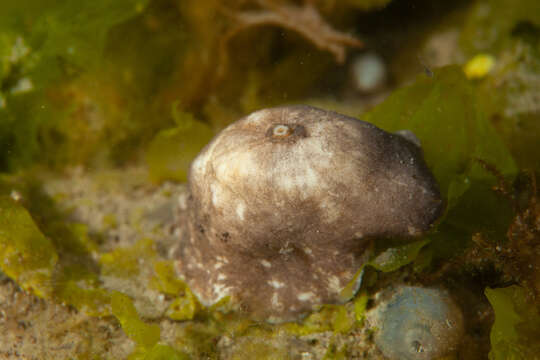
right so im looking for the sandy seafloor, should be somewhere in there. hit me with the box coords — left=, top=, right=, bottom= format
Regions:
left=0, top=166, right=387, bottom=360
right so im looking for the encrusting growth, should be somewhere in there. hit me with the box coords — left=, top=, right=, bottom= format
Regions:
left=176, top=105, right=443, bottom=322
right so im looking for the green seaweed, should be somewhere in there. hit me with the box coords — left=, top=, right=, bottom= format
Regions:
left=485, top=286, right=540, bottom=360
left=0, top=175, right=113, bottom=315
left=340, top=239, right=430, bottom=302
left=101, top=238, right=157, bottom=278
left=353, top=292, right=368, bottom=323
left=0, top=196, right=58, bottom=298
left=146, top=107, right=214, bottom=184
left=282, top=301, right=358, bottom=336
left=0, top=1, right=150, bottom=79
left=174, top=321, right=222, bottom=359
left=364, top=66, right=517, bottom=263
left=330, top=305, right=356, bottom=334
left=364, top=66, right=517, bottom=197
left=0, top=0, right=150, bottom=171
left=151, top=260, right=203, bottom=321
left=142, top=344, right=190, bottom=360
left=369, top=239, right=430, bottom=273
left=0, top=0, right=371, bottom=173
left=111, top=291, right=160, bottom=352
left=150, top=260, right=186, bottom=296
left=53, top=272, right=112, bottom=316
left=166, top=288, right=201, bottom=321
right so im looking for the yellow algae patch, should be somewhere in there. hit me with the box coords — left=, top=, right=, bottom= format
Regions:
left=464, top=54, right=495, bottom=79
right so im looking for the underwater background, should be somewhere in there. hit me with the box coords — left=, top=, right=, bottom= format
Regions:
left=0, top=0, right=539, bottom=359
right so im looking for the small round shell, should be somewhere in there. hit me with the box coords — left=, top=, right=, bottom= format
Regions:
left=367, top=285, right=464, bottom=360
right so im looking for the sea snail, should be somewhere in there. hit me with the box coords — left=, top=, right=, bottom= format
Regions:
left=366, top=285, right=465, bottom=360
left=176, top=105, right=443, bottom=322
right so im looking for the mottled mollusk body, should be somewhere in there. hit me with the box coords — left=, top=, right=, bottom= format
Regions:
left=177, top=105, right=443, bottom=322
